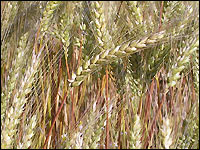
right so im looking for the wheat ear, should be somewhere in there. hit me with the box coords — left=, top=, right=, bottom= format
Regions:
left=17, top=115, right=37, bottom=149
left=40, top=1, right=61, bottom=33
left=90, top=1, right=114, bottom=51
left=161, top=117, right=173, bottom=149
left=1, top=2, right=18, bottom=43
left=126, top=1, right=147, bottom=33
left=89, top=114, right=106, bottom=149
left=1, top=50, right=41, bottom=148
left=167, top=34, right=199, bottom=87
left=126, top=53, right=143, bottom=97
left=51, top=3, right=73, bottom=65
left=129, top=114, right=142, bottom=149
left=1, top=32, right=29, bottom=121
left=192, top=49, right=199, bottom=93
left=87, top=102, right=108, bottom=149
left=69, top=30, right=166, bottom=87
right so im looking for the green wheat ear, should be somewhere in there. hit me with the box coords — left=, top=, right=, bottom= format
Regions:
left=90, top=1, right=114, bottom=51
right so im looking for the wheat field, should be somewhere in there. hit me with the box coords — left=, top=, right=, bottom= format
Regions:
left=1, top=1, right=199, bottom=149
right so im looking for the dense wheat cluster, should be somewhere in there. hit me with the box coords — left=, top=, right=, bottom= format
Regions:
left=1, top=1, right=199, bottom=149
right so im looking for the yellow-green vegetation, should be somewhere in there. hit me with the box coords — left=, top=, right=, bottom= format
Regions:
left=1, top=1, right=199, bottom=149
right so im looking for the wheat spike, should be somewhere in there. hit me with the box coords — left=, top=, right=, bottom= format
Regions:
left=69, top=30, right=166, bottom=87
left=129, top=114, right=142, bottom=149
left=161, top=117, right=173, bottom=149
left=17, top=115, right=37, bottom=149
left=167, top=33, right=199, bottom=88
left=90, top=1, right=114, bottom=51
left=40, top=1, right=61, bottom=33
left=1, top=32, right=29, bottom=121
left=1, top=50, right=41, bottom=149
